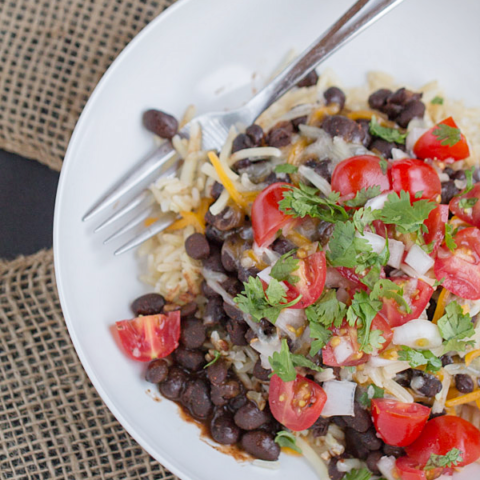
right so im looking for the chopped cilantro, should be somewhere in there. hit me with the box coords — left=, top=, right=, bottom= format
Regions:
left=353, top=207, right=377, bottom=235
left=309, top=322, right=332, bottom=356
left=398, top=346, right=442, bottom=374
left=345, top=186, right=382, bottom=208
left=204, top=350, right=221, bottom=368
left=371, top=279, right=411, bottom=314
left=270, top=250, right=300, bottom=285
left=306, top=289, right=347, bottom=329
left=358, top=384, right=385, bottom=407
left=437, top=301, right=475, bottom=353
left=433, top=277, right=445, bottom=287
left=431, top=96, right=444, bottom=105
left=445, top=223, right=458, bottom=252
left=234, top=276, right=302, bottom=323
left=369, top=117, right=407, bottom=144
left=433, top=123, right=461, bottom=147
left=425, top=448, right=463, bottom=470
left=275, top=164, right=298, bottom=174
left=463, top=166, right=476, bottom=195
left=344, top=468, right=372, bottom=480
left=379, top=157, right=389, bottom=175
left=458, top=197, right=478, bottom=210
left=274, top=431, right=302, bottom=453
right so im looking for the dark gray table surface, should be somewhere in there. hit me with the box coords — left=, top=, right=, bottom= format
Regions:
left=0, top=150, right=60, bottom=260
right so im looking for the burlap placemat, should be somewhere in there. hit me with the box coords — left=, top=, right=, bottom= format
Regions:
left=0, top=0, right=183, bottom=478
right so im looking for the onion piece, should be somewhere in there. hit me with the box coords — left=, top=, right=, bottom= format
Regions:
left=357, top=231, right=386, bottom=254
left=365, top=192, right=390, bottom=211
left=253, top=242, right=280, bottom=266
left=275, top=308, right=306, bottom=341
left=399, top=263, right=436, bottom=287
left=298, top=165, right=332, bottom=196
left=406, top=127, right=428, bottom=153
left=391, top=148, right=409, bottom=160
left=392, top=319, right=443, bottom=350
left=356, top=231, right=405, bottom=269
left=405, top=244, right=435, bottom=275
left=336, top=458, right=364, bottom=473
left=230, top=146, right=282, bottom=163
left=250, top=333, right=281, bottom=369
left=321, top=380, right=356, bottom=417
left=333, top=337, right=354, bottom=364
left=377, top=456, right=397, bottom=480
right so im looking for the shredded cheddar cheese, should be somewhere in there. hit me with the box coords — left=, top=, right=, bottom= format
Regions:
left=346, top=110, right=397, bottom=129
left=445, top=389, right=480, bottom=407
left=144, top=216, right=159, bottom=227
left=466, top=350, right=480, bottom=367
left=432, top=288, right=450, bottom=324
left=167, top=211, right=204, bottom=233
left=287, top=137, right=309, bottom=166
left=309, top=104, right=340, bottom=125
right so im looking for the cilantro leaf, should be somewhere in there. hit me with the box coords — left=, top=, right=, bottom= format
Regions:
left=431, top=96, right=444, bottom=105
left=425, top=448, right=463, bottom=471
left=345, top=186, right=382, bottom=208
left=377, top=191, right=437, bottom=234
left=437, top=301, right=475, bottom=353
left=433, top=277, right=445, bottom=287
left=445, top=223, right=458, bottom=252
left=379, top=157, right=389, bottom=175
left=270, top=250, right=300, bottom=285
left=274, top=431, right=302, bottom=453
left=279, top=183, right=349, bottom=223
left=309, top=322, right=332, bottom=356
left=371, top=279, right=411, bottom=314
left=398, top=346, right=442, bottom=373
left=290, top=353, right=324, bottom=373
left=369, top=117, right=407, bottom=144
left=306, top=289, right=347, bottom=329
left=458, top=197, right=478, bottom=210
left=433, top=123, right=461, bottom=147
left=463, top=167, right=476, bottom=195
left=344, top=468, right=372, bottom=480
left=275, top=164, right=298, bottom=174
left=234, top=277, right=302, bottom=323
left=353, top=207, right=377, bottom=235
left=358, top=384, right=385, bottom=408
left=204, top=350, right=221, bottom=368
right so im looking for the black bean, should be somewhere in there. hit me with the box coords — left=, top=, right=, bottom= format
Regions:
left=143, top=109, right=178, bottom=139
left=328, top=458, right=344, bottom=480
left=211, top=380, right=242, bottom=406
left=310, top=416, right=330, bottom=437
left=441, top=180, right=460, bottom=204
left=368, top=89, right=392, bottom=110
left=174, top=347, right=206, bottom=372
left=229, top=393, right=248, bottom=412
left=305, top=158, right=332, bottom=183
left=159, top=366, right=189, bottom=401
left=222, top=277, right=242, bottom=297
left=455, top=374, right=474, bottom=393
left=238, top=223, right=254, bottom=241
left=451, top=170, right=466, bottom=181
left=253, top=360, right=272, bottom=382
left=234, top=401, right=271, bottom=430
left=410, top=370, right=442, bottom=397
left=427, top=298, right=437, bottom=322
left=205, top=225, right=229, bottom=244
left=331, top=416, right=347, bottom=428
left=342, top=402, right=372, bottom=433
left=271, top=237, right=297, bottom=256
left=322, top=115, right=365, bottom=143
left=241, top=430, right=280, bottom=461
left=211, top=181, right=224, bottom=200
left=366, top=451, right=383, bottom=475
left=356, top=119, right=372, bottom=147
left=232, top=133, right=254, bottom=153
left=180, top=318, right=206, bottom=349
left=344, top=428, right=370, bottom=459
left=204, top=296, right=227, bottom=325
left=221, top=235, right=249, bottom=272
left=441, top=354, right=454, bottom=367
left=246, top=124, right=264, bottom=146
left=145, top=359, right=169, bottom=383
left=207, top=359, right=229, bottom=386
left=388, top=88, right=422, bottom=106
left=201, top=280, right=219, bottom=298
left=266, top=121, right=294, bottom=148
left=317, top=221, right=335, bottom=247
left=383, top=443, right=405, bottom=458
left=180, top=301, right=197, bottom=318
left=291, top=116, right=308, bottom=132
left=396, top=100, right=426, bottom=128
left=369, top=138, right=397, bottom=159
left=324, top=86, right=346, bottom=110
left=205, top=206, right=244, bottom=231
left=202, top=248, right=227, bottom=274
left=181, top=378, right=213, bottom=420
left=297, top=70, right=319, bottom=88
left=382, top=102, right=404, bottom=120
left=222, top=303, right=242, bottom=323
left=232, top=158, right=254, bottom=172
left=430, top=409, right=446, bottom=420
left=238, top=265, right=260, bottom=284
left=226, top=319, right=249, bottom=346
left=260, top=318, right=276, bottom=337
left=395, top=369, right=413, bottom=387
left=264, top=172, right=291, bottom=185
left=360, top=428, right=383, bottom=451
left=210, top=410, right=241, bottom=445
left=131, top=293, right=166, bottom=316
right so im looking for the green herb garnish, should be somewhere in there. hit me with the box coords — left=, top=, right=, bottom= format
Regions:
left=370, top=116, right=407, bottom=144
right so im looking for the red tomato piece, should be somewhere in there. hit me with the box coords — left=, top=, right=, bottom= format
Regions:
left=283, top=251, right=327, bottom=309
left=395, top=457, right=427, bottom=480
left=371, top=399, right=430, bottom=447
left=414, top=117, right=470, bottom=162
left=405, top=416, right=480, bottom=467
left=335, top=266, right=369, bottom=291
left=251, top=182, right=296, bottom=248
left=423, top=204, right=449, bottom=255
left=331, top=155, right=391, bottom=197
left=450, top=183, right=480, bottom=228
left=390, top=159, right=441, bottom=202
left=434, top=227, right=480, bottom=300
left=115, top=311, right=181, bottom=362
left=268, top=374, right=327, bottom=431
left=380, top=277, right=434, bottom=328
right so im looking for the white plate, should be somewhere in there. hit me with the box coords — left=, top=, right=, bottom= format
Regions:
left=54, top=0, right=480, bottom=478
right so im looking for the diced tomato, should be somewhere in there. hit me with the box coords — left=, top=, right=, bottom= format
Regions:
left=379, top=277, right=434, bottom=328
left=115, top=311, right=181, bottom=362
left=395, top=457, right=427, bottom=480
left=372, top=313, right=393, bottom=352
left=283, top=251, right=327, bottom=309
left=405, top=416, right=480, bottom=467
left=450, top=183, right=480, bottom=228
left=268, top=374, right=327, bottom=431
left=423, top=204, right=449, bottom=255
left=251, top=182, right=296, bottom=248
left=413, top=117, right=470, bottom=162
left=434, top=227, right=480, bottom=300
left=371, top=399, right=430, bottom=447
left=331, top=155, right=391, bottom=197
left=335, top=267, right=369, bottom=291
left=390, top=159, right=441, bottom=202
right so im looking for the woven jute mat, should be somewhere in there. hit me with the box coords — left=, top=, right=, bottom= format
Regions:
left=0, top=1, right=181, bottom=478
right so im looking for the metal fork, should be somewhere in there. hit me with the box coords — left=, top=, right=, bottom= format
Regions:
left=83, top=0, right=405, bottom=255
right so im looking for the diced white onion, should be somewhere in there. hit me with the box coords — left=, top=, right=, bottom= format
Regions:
left=405, top=244, right=435, bottom=275
left=275, top=308, right=306, bottom=341
left=253, top=242, right=280, bottom=266
left=298, top=165, right=332, bottom=196
left=299, top=124, right=328, bottom=139
left=391, top=148, right=409, bottom=160
left=388, top=238, right=406, bottom=269
left=250, top=334, right=282, bottom=369
left=406, top=127, right=428, bottom=153
left=257, top=266, right=288, bottom=290
left=368, top=356, right=400, bottom=368
left=399, top=263, right=437, bottom=287
left=230, top=147, right=282, bottom=163
left=357, top=231, right=386, bottom=254
left=333, top=337, right=354, bottom=364
left=365, top=192, right=390, bottom=211
left=336, top=458, right=364, bottom=473
left=314, top=368, right=336, bottom=383
left=393, top=319, right=443, bottom=350
left=377, top=456, right=398, bottom=480
left=295, top=436, right=329, bottom=479
left=321, top=380, right=356, bottom=417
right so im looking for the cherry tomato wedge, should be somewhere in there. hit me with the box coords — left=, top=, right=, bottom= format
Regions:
left=268, top=374, right=327, bottom=431
left=405, top=416, right=480, bottom=467
left=379, top=277, right=434, bottom=328
left=395, top=457, right=427, bottom=480
left=414, top=117, right=470, bottom=162
left=423, top=204, right=449, bottom=255
left=331, top=155, right=391, bottom=197
left=450, top=183, right=480, bottom=228
left=116, top=311, right=181, bottom=362
left=434, top=227, right=480, bottom=300
left=282, top=251, right=327, bottom=309
left=251, top=182, right=296, bottom=248
left=371, top=399, right=430, bottom=447
left=390, top=159, right=441, bottom=202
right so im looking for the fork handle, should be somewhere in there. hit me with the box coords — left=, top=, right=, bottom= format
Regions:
left=246, top=0, right=405, bottom=118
